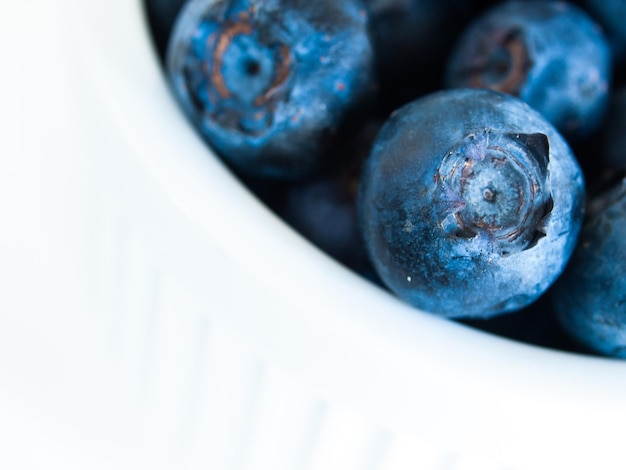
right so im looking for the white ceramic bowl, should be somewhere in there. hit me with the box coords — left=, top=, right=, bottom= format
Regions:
left=10, top=0, right=626, bottom=469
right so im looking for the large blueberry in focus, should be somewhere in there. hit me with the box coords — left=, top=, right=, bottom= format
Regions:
left=552, top=179, right=626, bottom=358
left=167, top=0, right=375, bottom=179
left=358, top=89, right=585, bottom=318
left=446, top=1, right=612, bottom=139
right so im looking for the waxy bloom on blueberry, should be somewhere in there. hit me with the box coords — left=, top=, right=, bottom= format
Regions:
left=446, top=1, right=612, bottom=138
left=167, top=0, right=375, bottom=179
left=552, top=179, right=626, bottom=358
left=358, top=89, right=585, bottom=318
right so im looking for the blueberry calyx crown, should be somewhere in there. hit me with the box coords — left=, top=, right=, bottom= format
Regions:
left=184, top=1, right=293, bottom=136
left=435, top=130, right=553, bottom=255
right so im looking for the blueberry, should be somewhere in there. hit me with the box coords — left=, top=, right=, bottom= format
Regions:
left=280, top=121, right=381, bottom=276
left=446, top=1, right=612, bottom=139
left=358, top=89, right=585, bottom=318
left=461, top=295, right=585, bottom=353
left=363, top=0, right=469, bottom=105
left=600, top=87, right=626, bottom=170
left=585, top=0, right=626, bottom=62
left=167, top=0, right=375, bottom=179
left=552, top=179, right=626, bottom=358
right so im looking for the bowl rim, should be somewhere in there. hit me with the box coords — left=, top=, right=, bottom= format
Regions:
left=60, top=0, right=626, bottom=460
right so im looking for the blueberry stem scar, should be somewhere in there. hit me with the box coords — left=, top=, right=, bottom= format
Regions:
left=212, top=22, right=253, bottom=98
left=466, top=30, right=531, bottom=95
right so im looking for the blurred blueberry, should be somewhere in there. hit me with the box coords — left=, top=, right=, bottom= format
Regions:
left=573, top=86, right=626, bottom=192
left=167, top=0, right=376, bottom=179
left=446, top=1, right=612, bottom=139
left=362, top=0, right=470, bottom=108
left=585, top=0, right=626, bottom=62
left=358, top=89, right=585, bottom=318
left=552, top=178, right=626, bottom=358
left=600, top=87, right=626, bottom=169
left=280, top=121, right=382, bottom=277
left=363, top=0, right=470, bottom=67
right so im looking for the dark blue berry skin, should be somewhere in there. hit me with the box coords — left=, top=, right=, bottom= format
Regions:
left=585, top=0, right=626, bottom=62
left=363, top=0, right=469, bottom=71
left=601, top=87, right=626, bottom=170
left=552, top=179, right=626, bottom=358
left=280, top=121, right=381, bottom=276
left=363, top=0, right=470, bottom=111
left=358, top=89, right=585, bottom=319
left=461, top=295, right=587, bottom=353
left=167, top=0, right=375, bottom=179
left=446, top=1, right=612, bottom=139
